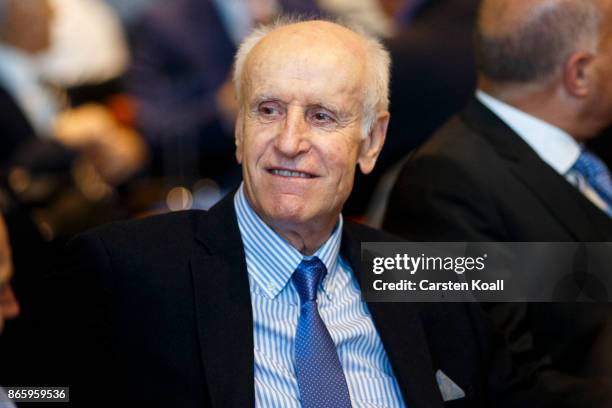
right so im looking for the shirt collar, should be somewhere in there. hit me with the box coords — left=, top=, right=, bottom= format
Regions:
left=234, top=183, right=343, bottom=300
left=0, top=45, right=40, bottom=89
left=476, top=90, right=581, bottom=174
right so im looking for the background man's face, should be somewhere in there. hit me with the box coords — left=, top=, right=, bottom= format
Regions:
left=236, top=24, right=374, bottom=231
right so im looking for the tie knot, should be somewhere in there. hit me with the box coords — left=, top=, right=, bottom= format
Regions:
left=293, top=257, right=327, bottom=304
left=573, top=149, right=607, bottom=179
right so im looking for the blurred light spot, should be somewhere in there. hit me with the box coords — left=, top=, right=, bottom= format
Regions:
left=192, top=179, right=222, bottom=210
left=72, top=161, right=112, bottom=202
left=166, top=187, right=193, bottom=211
left=37, top=220, right=55, bottom=242
left=8, top=167, right=31, bottom=194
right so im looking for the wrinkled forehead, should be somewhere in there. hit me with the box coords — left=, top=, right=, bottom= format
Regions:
left=243, top=23, right=368, bottom=107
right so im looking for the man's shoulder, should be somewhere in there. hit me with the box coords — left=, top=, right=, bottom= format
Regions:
left=83, top=209, right=204, bottom=241
left=414, top=114, right=495, bottom=165
left=343, top=220, right=402, bottom=242
left=67, top=210, right=209, bottom=262
left=397, top=109, right=513, bottom=193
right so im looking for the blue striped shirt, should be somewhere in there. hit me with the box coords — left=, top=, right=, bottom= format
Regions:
left=234, top=184, right=406, bottom=407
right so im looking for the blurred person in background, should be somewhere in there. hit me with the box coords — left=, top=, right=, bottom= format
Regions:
left=37, top=0, right=129, bottom=97
left=0, top=0, right=146, bottom=388
left=0, top=0, right=147, bottom=238
left=127, top=0, right=319, bottom=203
left=384, top=0, right=612, bottom=405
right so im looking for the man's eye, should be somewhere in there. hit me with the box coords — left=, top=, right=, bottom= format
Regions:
left=258, top=103, right=281, bottom=117
left=311, top=111, right=334, bottom=123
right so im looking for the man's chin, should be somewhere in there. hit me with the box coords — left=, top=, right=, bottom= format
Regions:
left=264, top=207, right=311, bottom=227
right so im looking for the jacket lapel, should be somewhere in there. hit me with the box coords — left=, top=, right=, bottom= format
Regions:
left=342, top=224, right=446, bottom=407
left=190, top=194, right=448, bottom=407
left=190, top=194, right=255, bottom=407
left=461, top=98, right=608, bottom=241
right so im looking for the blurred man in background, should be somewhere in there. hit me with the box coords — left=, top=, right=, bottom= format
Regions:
left=38, top=0, right=129, bottom=87
left=0, top=0, right=147, bottom=235
left=385, top=0, right=612, bottom=405
left=0, top=0, right=146, bottom=388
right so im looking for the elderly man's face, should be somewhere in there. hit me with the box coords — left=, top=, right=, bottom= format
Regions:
left=235, top=22, right=386, bottom=232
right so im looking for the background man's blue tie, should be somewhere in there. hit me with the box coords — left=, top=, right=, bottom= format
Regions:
left=572, top=149, right=612, bottom=216
left=292, top=257, right=352, bottom=407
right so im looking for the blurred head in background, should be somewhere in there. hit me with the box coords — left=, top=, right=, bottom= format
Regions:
left=475, top=0, right=612, bottom=141
left=0, top=0, right=54, bottom=54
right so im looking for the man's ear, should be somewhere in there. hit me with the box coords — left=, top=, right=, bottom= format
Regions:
left=235, top=112, right=244, bottom=164
left=358, top=112, right=389, bottom=175
left=563, top=51, right=595, bottom=98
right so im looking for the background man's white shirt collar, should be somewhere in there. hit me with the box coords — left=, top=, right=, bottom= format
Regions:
left=476, top=89, right=580, bottom=174
left=476, top=90, right=611, bottom=213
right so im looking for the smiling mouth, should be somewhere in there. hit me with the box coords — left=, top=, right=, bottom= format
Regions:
left=268, top=169, right=315, bottom=179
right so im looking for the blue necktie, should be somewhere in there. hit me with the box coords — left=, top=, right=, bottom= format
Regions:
left=292, top=257, right=352, bottom=407
left=572, top=149, right=612, bottom=216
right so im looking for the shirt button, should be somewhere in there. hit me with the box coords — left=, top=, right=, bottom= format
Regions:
left=267, top=284, right=275, bottom=292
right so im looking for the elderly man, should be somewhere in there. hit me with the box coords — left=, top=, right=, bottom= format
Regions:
left=384, top=0, right=612, bottom=404
left=59, top=19, right=540, bottom=407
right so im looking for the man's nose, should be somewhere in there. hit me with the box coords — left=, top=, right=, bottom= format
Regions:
left=273, top=107, right=311, bottom=157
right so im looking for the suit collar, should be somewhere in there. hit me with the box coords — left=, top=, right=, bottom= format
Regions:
left=191, top=193, right=255, bottom=407
left=192, top=195, right=446, bottom=406
left=475, top=90, right=580, bottom=174
left=461, top=97, right=611, bottom=241
left=342, top=223, right=445, bottom=407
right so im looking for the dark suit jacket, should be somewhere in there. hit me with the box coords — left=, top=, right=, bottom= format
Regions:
left=56, top=192, right=543, bottom=407
left=383, top=98, right=612, bottom=404
left=0, top=85, right=37, bottom=165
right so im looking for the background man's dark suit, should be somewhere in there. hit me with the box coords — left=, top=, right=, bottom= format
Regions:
left=57, top=193, right=538, bottom=407
left=383, top=98, right=612, bottom=402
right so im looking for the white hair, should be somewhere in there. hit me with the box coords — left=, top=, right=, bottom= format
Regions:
left=233, top=16, right=391, bottom=138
